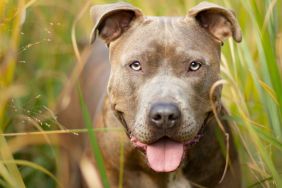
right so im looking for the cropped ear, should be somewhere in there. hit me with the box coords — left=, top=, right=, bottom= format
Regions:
left=188, top=1, right=242, bottom=43
left=90, top=2, right=143, bottom=45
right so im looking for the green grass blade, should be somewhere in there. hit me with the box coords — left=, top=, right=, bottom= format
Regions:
left=77, top=85, right=110, bottom=188
left=0, top=133, right=25, bottom=188
left=0, top=160, right=61, bottom=187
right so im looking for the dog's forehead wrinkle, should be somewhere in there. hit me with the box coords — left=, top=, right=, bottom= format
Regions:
left=163, top=17, right=168, bottom=61
left=162, top=17, right=182, bottom=60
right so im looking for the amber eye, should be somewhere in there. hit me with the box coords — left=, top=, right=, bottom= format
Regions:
left=189, top=61, right=202, bottom=71
left=129, top=61, right=142, bottom=71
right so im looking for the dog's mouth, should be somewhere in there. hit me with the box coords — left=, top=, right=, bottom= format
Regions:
left=115, top=109, right=207, bottom=172
left=130, top=135, right=202, bottom=172
left=146, top=137, right=184, bottom=172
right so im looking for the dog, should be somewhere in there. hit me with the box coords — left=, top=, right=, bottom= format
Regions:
left=57, top=1, right=242, bottom=187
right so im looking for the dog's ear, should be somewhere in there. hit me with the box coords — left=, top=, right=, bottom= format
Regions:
left=90, top=2, right=143, bottom=45
left=188, top=2, right=242, bottom=43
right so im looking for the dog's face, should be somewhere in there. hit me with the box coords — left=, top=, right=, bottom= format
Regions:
left=91, top=2, right=241, bottom=172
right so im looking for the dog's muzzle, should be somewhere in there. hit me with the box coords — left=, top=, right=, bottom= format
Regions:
left=113, top=102, right=213, bottom=173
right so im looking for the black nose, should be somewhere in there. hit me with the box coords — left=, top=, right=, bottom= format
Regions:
left=149, top=103, right=181, bottom=129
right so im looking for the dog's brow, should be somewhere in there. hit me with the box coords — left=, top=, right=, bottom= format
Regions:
left=120, top=47, right=157, bottom=65
left=174, top=47, right=210, bottom=65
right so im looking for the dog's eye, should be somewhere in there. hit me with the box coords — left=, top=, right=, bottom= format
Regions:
left=129, top=61, right=142, bottom=71
left=189, top=61, right=202, bottom=71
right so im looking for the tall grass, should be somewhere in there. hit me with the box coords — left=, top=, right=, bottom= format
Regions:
left=0, top=0, right=281, bottom=187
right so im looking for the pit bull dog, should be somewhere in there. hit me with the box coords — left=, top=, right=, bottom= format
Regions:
left=58, top=1, right=242, bottom=188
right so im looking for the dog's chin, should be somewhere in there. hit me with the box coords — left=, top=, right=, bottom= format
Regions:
left=130, top=134, right=202, bottom=173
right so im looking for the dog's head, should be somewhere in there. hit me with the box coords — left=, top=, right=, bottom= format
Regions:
left=90, top=1, right=241, bottom=172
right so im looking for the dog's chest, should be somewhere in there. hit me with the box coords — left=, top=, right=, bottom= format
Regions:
left=167, top=169, right=192, bottom=188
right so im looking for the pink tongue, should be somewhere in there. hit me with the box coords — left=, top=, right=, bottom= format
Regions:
left=146, top=138, right=184, bottom=172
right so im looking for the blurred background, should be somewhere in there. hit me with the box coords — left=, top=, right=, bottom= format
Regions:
left=0, top=0, right=282, bottom=187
